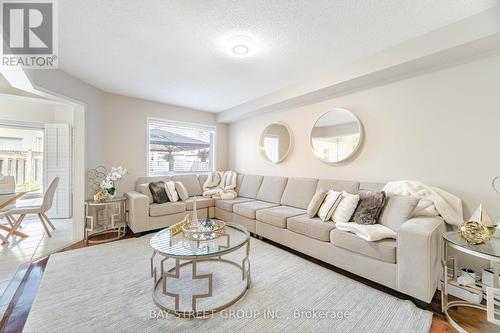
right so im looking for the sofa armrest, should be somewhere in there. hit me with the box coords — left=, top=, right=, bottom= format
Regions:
left=125, top=191, right=150, bottom=233
left=397, top=216, right=445, bottom=303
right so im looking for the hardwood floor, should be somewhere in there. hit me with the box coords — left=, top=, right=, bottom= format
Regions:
left=0, top=230, right=495, bottom=333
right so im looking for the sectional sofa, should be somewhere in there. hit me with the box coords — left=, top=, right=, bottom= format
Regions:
left=125, top=173, right=444, bottom=304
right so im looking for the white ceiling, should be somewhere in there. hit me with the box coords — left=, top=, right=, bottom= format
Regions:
left=58, top=0, right=500, bottom=112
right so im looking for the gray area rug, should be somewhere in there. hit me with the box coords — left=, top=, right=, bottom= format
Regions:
left=24, top=235, right=432, bottom=333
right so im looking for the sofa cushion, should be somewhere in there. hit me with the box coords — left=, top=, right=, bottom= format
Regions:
left=235, top=174, right=245, bottom=194
left=233, top=200, right=278, bottom=219
left=184, top=196, right=214, bottom=210
left=331, top=191, right=360, bottom=223
left=174, top=181, right=189, bottom=201
left=256, top=206, right=306, bottom=228
left=317, top=179, right=360, bottom=194
left=280, top=178, right=318, bottom=209
left=198, top=174, right=208, bottom=189
left=256, top=176, right=288, bottom=204
left=379, top=194, right=420, bottom=231
left=136, top=176, right=170, bottom=186
left=307, top=190, right=327, bottom=218
left=287, top=214, right=335, bottom=241
left=215, top=197, right=255, bottom=212
left=172, top=174, right=202, bottom=196
left=149, top=202, right=186, bottom=217
left=238, top=175, right=263, bottom=199
left=136, top=183, right=154, bottom=204
left=330, top=229, right=397, bottom=264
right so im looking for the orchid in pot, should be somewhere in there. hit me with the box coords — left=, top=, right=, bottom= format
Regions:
left=93, top=166, right=128, bottom=202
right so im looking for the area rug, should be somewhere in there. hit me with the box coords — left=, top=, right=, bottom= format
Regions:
left=23, top=235, right=432, bottom=333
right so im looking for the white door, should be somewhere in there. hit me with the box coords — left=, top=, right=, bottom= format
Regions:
left=44, top=123, right=72, bottom=218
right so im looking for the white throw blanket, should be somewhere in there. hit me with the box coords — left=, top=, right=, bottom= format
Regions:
left=335, top=222, right=397, bottom=241
left=202, top=171, right=238, bottom=200
left=383, top=180, right=463, bottom=226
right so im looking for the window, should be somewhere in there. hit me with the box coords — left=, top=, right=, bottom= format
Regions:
left=148, top=118, right=215, bottom=175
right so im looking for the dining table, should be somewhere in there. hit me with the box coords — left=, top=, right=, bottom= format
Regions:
left=0, top=189, right=32, bottom=245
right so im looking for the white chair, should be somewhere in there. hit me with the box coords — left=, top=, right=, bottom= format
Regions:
left=5, top=177, right=59, bottom=239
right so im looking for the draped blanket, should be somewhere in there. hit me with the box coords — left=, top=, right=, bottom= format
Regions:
left=202, top=171, right=238, bottom=200
left=383, top=180, right=464, bottom=226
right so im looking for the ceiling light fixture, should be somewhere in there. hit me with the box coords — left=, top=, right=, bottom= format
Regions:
left=226, top=35, right=255, bottom=58
left=232, top=44, right=249, bottom=56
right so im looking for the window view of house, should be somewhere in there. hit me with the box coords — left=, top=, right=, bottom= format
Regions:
left=0, top=126, right=44, bottom=195
left=148, top=119, right=214, bottom=175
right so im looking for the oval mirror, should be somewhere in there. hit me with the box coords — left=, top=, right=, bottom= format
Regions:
left=259, top=122, right=292, bottom=163
left=310, top=109, right=363, bottom=164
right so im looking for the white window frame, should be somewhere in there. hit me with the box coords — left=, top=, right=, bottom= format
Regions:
left=146, top=117, right=217, bottom=175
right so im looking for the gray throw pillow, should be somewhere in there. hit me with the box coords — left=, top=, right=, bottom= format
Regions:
left=148, top=181, right=169, bottom=204
left=174, top=181, right=189, bottom=201
left=307, top=190, right=328, bottom=218
left=379, top=195, right=420, bottom=231
left=352, top=190, right=387, bottom=225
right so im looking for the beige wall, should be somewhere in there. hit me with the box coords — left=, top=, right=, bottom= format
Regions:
left=228, top=54, right=500, bottom=221
left=102, top=93, right=228, bottom=195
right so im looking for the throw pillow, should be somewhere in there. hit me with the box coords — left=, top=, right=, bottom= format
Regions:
left=379, top=194, right=420, bottom=231
left=317, top=190, right=342, bottom=222
left=352, top=190, right=386, bottom=225
left=331, top=191, right=360, bottom=223
left=164, top=181, right=179, bottom=202
left=307, top=190, right=328, bottom=218
left=174, top=181, right=189, bottom=201
left=136, top=183, right=154, bottom=204
left=148, top=181, right=169, bottom=204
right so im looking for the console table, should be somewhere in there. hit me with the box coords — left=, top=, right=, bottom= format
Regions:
left=84, top=197, right=126, bottom=244
left=442, top=231, right=500, bottom=332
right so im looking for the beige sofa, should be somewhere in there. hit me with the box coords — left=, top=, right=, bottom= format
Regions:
left=126, top=173, right=444, bottom=304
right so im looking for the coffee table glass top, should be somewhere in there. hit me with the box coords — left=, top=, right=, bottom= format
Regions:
left=150, top=221, right=249, bottom=258
left=443, top=231, right=500, bottom=259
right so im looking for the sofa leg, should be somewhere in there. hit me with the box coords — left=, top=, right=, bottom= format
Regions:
left=411, top=298, right=429, bottom=310
left=133, top=232, right=143, bottom=238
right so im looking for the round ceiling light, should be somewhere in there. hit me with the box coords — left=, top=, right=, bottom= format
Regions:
left=232, top=44, right=249, bottom=56
left=226, top=34, right=255, bottom=58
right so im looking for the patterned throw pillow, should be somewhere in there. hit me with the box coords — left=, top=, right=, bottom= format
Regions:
left=148, top=181, right=169, bottom=204
left=317, top=190, right=343, bottom=222
left=352, top=190, right=387, bottom=225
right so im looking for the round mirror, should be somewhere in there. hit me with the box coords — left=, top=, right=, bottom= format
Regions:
left=310, top=109, right=363, bottom=164
left=259, top=122, right=292, bottom=163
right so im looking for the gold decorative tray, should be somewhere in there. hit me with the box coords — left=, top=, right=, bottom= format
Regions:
left=181, top=219, right=226, bottom=241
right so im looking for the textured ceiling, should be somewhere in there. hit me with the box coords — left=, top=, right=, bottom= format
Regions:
left=58, top=0, right=500, bottom=112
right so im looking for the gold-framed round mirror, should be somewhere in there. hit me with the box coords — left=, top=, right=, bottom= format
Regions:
left=310, top=109, right=363, bottom=164
left=259, top=122, right=293, bottom=164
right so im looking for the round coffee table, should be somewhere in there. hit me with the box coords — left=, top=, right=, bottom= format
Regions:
left=150, top=221, right=250, bottom=318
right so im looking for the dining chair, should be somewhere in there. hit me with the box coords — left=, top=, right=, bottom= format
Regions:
left=6, top=177, right=59, bottom=239
left=0, top=175, right=15, bottom=193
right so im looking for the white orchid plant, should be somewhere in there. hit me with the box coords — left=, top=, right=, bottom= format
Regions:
left=99, top=166, right=128, bottom=196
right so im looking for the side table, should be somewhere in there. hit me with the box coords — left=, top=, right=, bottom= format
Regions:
left=85, top=197, right=126, bottom=244
left=442, top=231, right=500, bottom=332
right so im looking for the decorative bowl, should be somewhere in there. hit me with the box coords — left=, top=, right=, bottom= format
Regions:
left=182, top=219, right=226, bottom=241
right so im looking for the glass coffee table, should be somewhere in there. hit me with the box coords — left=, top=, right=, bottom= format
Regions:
left=442, top=231, right=500, bottom=332
left=150, top=221, right=250, bottom=318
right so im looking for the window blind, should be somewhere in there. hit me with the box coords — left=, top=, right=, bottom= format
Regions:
left=148, top=119, right=215, bottom=175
